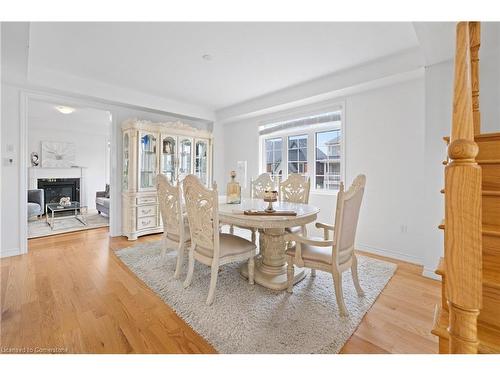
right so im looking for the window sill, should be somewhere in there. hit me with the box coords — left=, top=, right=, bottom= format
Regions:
left=310, top=189, right=339, bottom=196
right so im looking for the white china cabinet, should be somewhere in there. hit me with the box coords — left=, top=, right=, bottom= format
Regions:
left=122, top=119, right=213, bottom=240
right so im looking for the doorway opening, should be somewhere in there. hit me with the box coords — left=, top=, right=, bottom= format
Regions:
left=26, top=97, right=113, bottom=239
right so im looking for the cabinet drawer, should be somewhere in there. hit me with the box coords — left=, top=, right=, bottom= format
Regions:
left=137, top=196, right=157, bottom=205
left=137, top=216, right=157, bottom=230
left=137, top=205, right=157, bottom=218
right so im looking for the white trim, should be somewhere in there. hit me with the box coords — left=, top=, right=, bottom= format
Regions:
left=356, top=242, right=424, bottom=266
left=0, top=248, right=22, bottom=258
left=19, top=92, right=28, bottom=254
left=422, top=267, right=442, bottom=281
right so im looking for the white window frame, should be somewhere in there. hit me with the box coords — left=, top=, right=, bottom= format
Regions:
left=259, top=115, right=344, bottom=195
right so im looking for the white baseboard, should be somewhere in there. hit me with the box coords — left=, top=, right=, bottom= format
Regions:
left=422, top=267, right=441, bottom=281
left=0, top=248, right=21, bottom=258
left=357, top=243, right=423, bottom=265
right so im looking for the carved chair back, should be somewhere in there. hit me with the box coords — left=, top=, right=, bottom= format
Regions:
left=332, top=174, right=366, bottom=267
left=183, top=175, right=220, bottom=259
left=279, top=173, right=311, bottom=204
left=250, top=173, right=275, bottom=199
left=156, top=174, right=184, bottom=241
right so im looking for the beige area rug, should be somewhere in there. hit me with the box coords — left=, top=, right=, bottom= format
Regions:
left=115, top=233, right=397, bottom=354
left=28, top=209, right=109, bottom=238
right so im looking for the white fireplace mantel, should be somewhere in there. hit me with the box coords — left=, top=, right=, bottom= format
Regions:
left=28, top=167, right=88, bottom=206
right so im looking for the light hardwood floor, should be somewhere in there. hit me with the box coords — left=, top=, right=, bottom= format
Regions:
left=0, top=227, right=440, bottom=353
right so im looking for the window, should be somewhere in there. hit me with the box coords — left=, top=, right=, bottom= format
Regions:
left=287, top=135, right=307, bottom=174
left=315, top=129, right=341, bottom=190
left=265, top=137, right=283, bottom=179
left=260, top=110, right=342, bottom=192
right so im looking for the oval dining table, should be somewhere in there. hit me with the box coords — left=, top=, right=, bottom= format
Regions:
left=218, top=197, right=320, bottom=291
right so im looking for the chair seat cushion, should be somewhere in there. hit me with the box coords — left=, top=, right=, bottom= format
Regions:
left=286, top=238, right=333, bottom=265
left=96, top=197, right=110, bottom=208
left=197, top=233, right=256, bottom=259
left=28, top=202, right=41, bottom=217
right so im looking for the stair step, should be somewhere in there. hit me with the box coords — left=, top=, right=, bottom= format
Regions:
left=483, top=195, right=500, bottom=228
left=439, top=221, right=500, bottom=236
left=477, top=159, right=500, bottom=165
left=483, top=190, right=500, bottom=197
left=482, top=224, right=500, bottom=237
left=431, top=305, right=500, bottom=353
left=476, top=133, right=500, bottom=161
left=482, top=164, right=500, bottom=191
left=479, top=283, right=500, bottom=339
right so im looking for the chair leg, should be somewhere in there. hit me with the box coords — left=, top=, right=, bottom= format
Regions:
left=311, top=269, right=316, bottom=277
left=229, top=225, right=234, bottom=234
left=248, top=256, right=255, bottom=285
left=333, top=270, right=348, bottom=316
left=161, top=235, right=168, bottom=260
left=206, top=265, right=219, bottom=305
left=351, top=255, right=365, bottom=296
left=286, top=256, right=294, bottom=293
left=251, top=229, right=256, bottom=245
left=174, top=241, right=185, bottom=279
left=183, top=245, right=195, bottom=288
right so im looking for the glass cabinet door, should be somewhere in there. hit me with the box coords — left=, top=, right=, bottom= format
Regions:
left=161, top=135, right=177, bottom=183
left=195, top=139, right=209, bottom=186
left=123, top=133, right=129, bottom=190
left=178, top=138, right=193, bottom=178
left=139, top=132, right=157, bottom=190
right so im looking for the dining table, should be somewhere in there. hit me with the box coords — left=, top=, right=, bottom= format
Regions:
left=218, top=197, right=320, bottom=291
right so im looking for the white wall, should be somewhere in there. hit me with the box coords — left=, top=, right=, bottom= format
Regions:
left=223, top=78, right=426, bottom=264
left=28, top=111, right=111, bottom=208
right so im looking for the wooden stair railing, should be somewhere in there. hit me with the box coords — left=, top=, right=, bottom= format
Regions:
left=444, top=21, right=483, bottom=353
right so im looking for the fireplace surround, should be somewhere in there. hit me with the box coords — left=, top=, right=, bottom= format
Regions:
left=28, top=167, right=87, bottom=206
left=37, top=178, right=80, bottom=204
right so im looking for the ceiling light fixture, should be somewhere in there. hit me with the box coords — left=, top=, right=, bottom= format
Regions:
left=202, top=54, right=212, bottom=61
left=55, top=105, right=75, bottom=114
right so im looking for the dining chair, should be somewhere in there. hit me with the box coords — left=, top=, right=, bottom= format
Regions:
left=183, top=175, right=256, bottom=305
left=229, top=172, right=275, bottom=244
left=156, top=174, right=190, bottom=279
left=279, top=173, right=311, bottom=236
left=284, top=174, right=366, bottom=316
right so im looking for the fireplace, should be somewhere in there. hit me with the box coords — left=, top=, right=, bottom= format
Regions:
left=38, top=178, right=80, bottom=205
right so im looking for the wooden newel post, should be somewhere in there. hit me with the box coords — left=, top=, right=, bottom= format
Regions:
left=445, top=22, right=482, bottom=354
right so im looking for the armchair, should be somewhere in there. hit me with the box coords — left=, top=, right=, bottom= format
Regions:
left=96, top=184, right=110, bottom=216
left=28, top=189, right=44, bottom=219
left=284, top=174, right=366, bottom=316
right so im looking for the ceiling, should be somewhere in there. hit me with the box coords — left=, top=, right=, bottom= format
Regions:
left=28, top=98, right=112, bottom=135
left=28, top=22, right=422, bottom=110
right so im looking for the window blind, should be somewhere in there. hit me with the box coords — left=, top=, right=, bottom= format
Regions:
left=259, top=110, right=341, bottom=136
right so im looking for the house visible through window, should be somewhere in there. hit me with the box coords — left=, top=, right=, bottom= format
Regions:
left=265, top=137, right=283, bottom=179
left=315, top=129, right=341, bottom=190
left=260, top=109, right=343, bottom=191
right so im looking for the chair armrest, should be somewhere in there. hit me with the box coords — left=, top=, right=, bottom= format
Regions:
left=284, top=233, right=333, bottom=247
left=96, top=191, right=107, bottom=198
left=28, top=189, right=44, bottom=206
left=315, top=222, right=335, bottom=240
